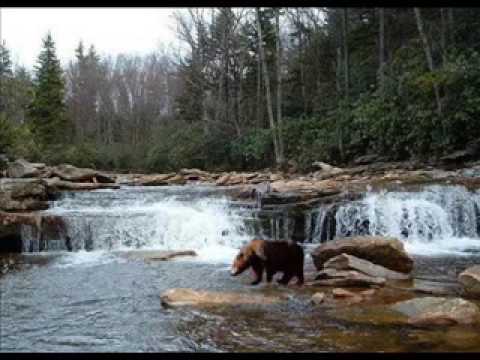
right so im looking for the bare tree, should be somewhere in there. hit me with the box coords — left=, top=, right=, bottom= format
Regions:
left=378, top=7, right=385, bottom=97
left=256, top=7, right=280, bottom=167
left=413, top=7, right=442, bottom=117
left=275, top=7, right=285, bottom=167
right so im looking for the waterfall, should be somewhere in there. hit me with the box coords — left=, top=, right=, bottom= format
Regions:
left=311, top=185, right=480, bottom=256
left=22, top=186, right=256, bottom=262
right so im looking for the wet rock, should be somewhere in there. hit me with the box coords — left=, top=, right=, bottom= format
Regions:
left=271, top=179, right=340, bottom=194
left=133, top=173, right=176, bottom=186
left=166, top=174, right=186, bottom=185
left=52, top=164, right=115, bottom=183
left=311, top=236, right=413, bottom=274
left=45, top=177, right=120, bottom=192
left=160, top=288, right=282, bottom=308
left=179, top=168, right=214, bottom=181
left=311, top=161, right=344, bottom=179
left=6, top=158, right=46, bottom=178
left=360, top=289, right=377, bottom=297
left=0, top=178, right=48, bottom=211
left=118, top=250, right=197, bottom=261
left=313, top=268, right=386, bottom=287
left=0, top=211, right=42, bottom=227
left=458, top=265, right=480, bottom=297
left=332, top=288, right=362, bottom=302
left=391, top=297, right=480, bottom=326
left=311, top=292, right=326, bottom=305
left=324, top=253, right=411, bottom=280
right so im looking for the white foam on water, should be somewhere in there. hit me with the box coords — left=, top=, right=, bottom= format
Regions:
left=330, top=185, right=480, bottom=256
left=52, top=250, right=125, bottom=268
left=38, top=192, right=251, bottom=265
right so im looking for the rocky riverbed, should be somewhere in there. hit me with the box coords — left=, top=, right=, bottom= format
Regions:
left=2, top=157, right=480, bottom=351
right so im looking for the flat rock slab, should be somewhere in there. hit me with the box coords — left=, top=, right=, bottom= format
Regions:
left=314, top=268, right=386, bottom=287
left=459, top=265, right=480, bottom=297
left=391, top=296, right=480, bottom=326
left=160, top=288, right=282, bottom=308
left=116, top=250, right=197, bottom=261
left=45, top=177, right=120, bottom=192
left=311, top=236, right=413, bottom=273
left=324, top=253, right=411, bottom=280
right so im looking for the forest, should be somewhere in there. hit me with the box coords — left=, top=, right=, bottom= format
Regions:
left=1, top=7, right=480, bottom=173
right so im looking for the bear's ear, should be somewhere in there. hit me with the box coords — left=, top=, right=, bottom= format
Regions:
left=252, top=240, right=267, bottom=260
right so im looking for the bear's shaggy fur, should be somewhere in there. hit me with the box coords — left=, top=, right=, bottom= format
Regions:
left=231, top=239, right=304, bottom=286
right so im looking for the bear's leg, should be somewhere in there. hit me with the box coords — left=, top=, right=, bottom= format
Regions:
left=266, top=269, right=275, bottom=283
left=251, top=262, right=264, bottom=285
left=295, top=270, right=304, bottom=286
left=277, top=272, right=293, bottom=285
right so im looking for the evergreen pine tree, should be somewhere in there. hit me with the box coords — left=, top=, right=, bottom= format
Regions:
left=0, top=41, right=13, bottom=113
left=29, top=32, right=68, bottom=146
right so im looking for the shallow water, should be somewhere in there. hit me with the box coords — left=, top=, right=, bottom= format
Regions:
left=1, top=252, right=480, bottom=352
left=3, top=184, right=480, bottom=352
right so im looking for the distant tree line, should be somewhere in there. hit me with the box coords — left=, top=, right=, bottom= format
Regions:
left=1, top=7, right=480, bottom=172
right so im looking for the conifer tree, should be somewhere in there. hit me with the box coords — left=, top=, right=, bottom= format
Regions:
left=29, top=32, right=68, bottom=146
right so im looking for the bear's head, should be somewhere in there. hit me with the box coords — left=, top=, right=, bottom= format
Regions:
left=231, top=240, right=266, bottom=276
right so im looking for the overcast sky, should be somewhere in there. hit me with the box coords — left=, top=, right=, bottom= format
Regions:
left=0, top=8, right=178, bottom=69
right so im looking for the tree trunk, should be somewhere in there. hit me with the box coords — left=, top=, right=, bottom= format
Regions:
left=447, top=8, right=454, bottom=43
left=256, top=7, right=280, bottom=167
left=256, top=38, right=262, bottom=129
left=335, top=46, right=344, bottom=160
left=275, top=8, right=285, bottom=167
left=440, top=8, right=447, bottom=65
left=296, top=9, right=307, bottom=114
left=413, top=7, right=442, bottom=117
left=378, top=7, right=385, bottom=97
left=342, top=8, right=350, bottom=101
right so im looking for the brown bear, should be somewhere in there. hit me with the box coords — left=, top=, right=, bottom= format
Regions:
left=230, top=239, right=304, bottom=286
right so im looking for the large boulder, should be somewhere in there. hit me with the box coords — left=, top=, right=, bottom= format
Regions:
left=160, top=288, right=282, bottom=308
left=7, top=159, right=47, bottom=178
left=0, top=178, right=48, bottom=211
left=391, top=297, right=480, bottom=326
left=311, top=236, right=413, bottom=274
left=458, top=265, right=480, bottom=297
left=324, top=253, right=411, bottom=280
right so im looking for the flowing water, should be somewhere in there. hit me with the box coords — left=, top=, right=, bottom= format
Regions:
left=2, top=184, right=480, bottom=352
left=309, top=185, right=480, bottom=256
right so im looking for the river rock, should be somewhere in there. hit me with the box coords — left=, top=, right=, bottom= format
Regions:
left=6, top=158, right=46, bottom=178
left=117, top=250, right=197, bottom=261
left=45, top=177, right=120, bottom=192
left=313, top=268, right=386, bottom=287
left=311, top=292, right=326, bottom=304
left=52, top=164, right=115, bottom=183
left=179, top=168, right=213, bottom=181
left=160, top=288, right=282, bottom=308
left=133, top=173, right=176, bottom=186
left=0, top=210, right=41, bottom=227
left=391, top=297, right=480, bottom=326
left=311, top=236, right=413, bottom=274
left=166, top=174, right=186, bottom=185
left=332, top=288, right=362, bottom=302
left=0, top=178, right=48, bottom=211
left=458, top=265, right=480, bottom=297
left=324, top=253, right=411, bottom=280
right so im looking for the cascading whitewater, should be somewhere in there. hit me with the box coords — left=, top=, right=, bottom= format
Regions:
left=310, top=185, right=480, bottom=256
left=21, top=186, right=259, bottom=262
